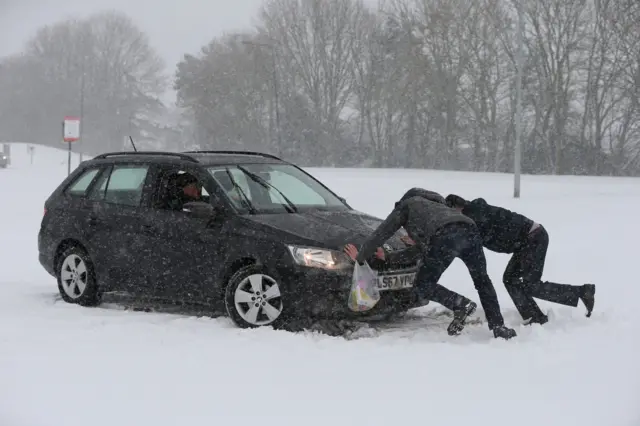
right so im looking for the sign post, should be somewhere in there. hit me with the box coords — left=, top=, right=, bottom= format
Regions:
left=27, top=145, right=34, bottom=165
left=63, top=116, right=80, bottom=175
left=2, top=144, right=10, bottom=166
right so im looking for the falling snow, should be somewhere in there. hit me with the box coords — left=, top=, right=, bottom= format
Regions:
left=0, top=143, right=639, bottom=426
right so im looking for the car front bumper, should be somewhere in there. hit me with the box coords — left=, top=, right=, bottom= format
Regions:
left=278, top=264, right=425, bottom=320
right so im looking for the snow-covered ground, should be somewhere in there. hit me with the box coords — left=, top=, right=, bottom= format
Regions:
left=1, top=143, right=639, bottom=426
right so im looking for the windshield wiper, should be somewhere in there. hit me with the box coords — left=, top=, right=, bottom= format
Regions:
left=237, top=165, right=298, bottom=213
left=224, top=168, right=257, bottom=214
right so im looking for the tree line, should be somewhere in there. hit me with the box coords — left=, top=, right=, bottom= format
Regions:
left=2, top=1, right=639, bottom=176
left=0, top=11, right=170, bottom=154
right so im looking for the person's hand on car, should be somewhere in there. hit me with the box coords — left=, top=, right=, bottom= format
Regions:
left=343, top=244, right=385, bottom=261
left=343, top=244, right=358, bottom=261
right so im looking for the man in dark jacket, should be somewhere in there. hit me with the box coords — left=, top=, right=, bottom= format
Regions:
left=344, top=188, right=517, bottom=340
left=445, top=194, right=596, bottom=325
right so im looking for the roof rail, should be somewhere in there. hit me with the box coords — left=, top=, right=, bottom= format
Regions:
left=93, top=151, right=198, bottom=163
left=183, top=150, right=283, bottom=161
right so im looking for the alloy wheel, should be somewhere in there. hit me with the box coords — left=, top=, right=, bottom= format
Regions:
left=233, top=274, right=283, bottom=326
left=60, top=254, right=88, bottom=299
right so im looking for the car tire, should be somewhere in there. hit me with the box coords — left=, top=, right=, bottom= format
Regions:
left=224, top=264, right=287, bottom=329
left=56, top=245, right=101, bottom=307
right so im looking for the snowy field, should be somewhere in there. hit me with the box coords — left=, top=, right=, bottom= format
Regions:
left=1, top=143, right=639, bottom=426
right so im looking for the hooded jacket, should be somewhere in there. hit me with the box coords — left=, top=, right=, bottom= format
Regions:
left=356, top=190, right=475, bottom=263
left=459, top=198, right=534, bottom=253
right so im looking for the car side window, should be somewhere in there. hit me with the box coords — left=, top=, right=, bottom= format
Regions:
left=65, top=168, right=100, bottom=197
left=209, top=167, right=252, bottom=208
left=89, top=165, right=149, bottom=207
left=152, top=168, right=210, bottom=211
left=87, top=168, right=111, bottom=201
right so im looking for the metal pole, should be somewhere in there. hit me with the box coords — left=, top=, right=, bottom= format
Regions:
left=79, top=56, right=85, bottom=163
left=271, top=48, right=282, bottom=157
left=63, top=121, right=71, bottom=176
left=514, top=0, right=524, bottom=198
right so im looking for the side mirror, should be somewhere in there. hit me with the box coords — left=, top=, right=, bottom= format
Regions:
left=183, top=201, right=216, bottom=220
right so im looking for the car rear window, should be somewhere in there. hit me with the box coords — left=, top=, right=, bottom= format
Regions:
left=65, top=168, right=100, bottom=196
left=89, top=165, right=150, bottom=207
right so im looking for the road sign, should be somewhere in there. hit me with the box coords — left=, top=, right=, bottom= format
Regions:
left=63, top=116, right=80, bottom=142
left=63, top=116, right=80, bottom=176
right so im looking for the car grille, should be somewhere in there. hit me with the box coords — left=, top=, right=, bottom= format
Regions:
left=375, top=260, right=420, bottom=275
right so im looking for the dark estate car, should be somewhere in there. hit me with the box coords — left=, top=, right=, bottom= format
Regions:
left=38, top=150, right=425, bottom=329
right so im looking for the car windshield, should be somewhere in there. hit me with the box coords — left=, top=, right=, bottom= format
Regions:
left=207, top=163, right=348, bottom=214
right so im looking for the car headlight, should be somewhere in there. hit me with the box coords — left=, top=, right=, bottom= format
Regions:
left=287, top=245, right=352, bottom=270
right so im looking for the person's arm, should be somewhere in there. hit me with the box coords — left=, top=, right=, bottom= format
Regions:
left=400, top=187, right=446, bottom=204
left=355, top=205, right=407, bottom=264
left=462, top=198, right=488, bottom=216
left=384, top=244, right=421, bottom=265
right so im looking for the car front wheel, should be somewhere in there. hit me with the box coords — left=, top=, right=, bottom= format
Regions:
left=224, top=264, right=286, bottom=328
left=56, top=246, right=101, bottom=306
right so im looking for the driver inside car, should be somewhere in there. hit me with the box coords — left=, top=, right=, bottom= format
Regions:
left=182, top=179, right=201, bottom=202
left=178, top=173, right=202, bottom=204
left=163, top=172, right=203, bottom=211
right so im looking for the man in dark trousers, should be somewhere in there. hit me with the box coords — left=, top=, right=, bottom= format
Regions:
left=444, top=194, right=596, bottom=325
left=344, top=188, right=517, bottom=340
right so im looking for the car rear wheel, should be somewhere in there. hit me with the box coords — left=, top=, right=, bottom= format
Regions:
left=224, top=264, right=286, bottom=328
left=56, top=246, right=101, bottom=306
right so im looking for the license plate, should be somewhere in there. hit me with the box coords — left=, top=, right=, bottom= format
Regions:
left=376, top=273, right=416, bottom=291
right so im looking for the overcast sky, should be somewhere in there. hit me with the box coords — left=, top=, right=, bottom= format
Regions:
left=1, top=0, right=266, bottom=72
left=1, top=0, right=380, bottom=104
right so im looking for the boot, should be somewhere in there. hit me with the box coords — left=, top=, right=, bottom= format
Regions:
left=580, top=284, right=596, bottom=317
left=493, top=325, right=517, bottom=340
left=447, top=301, right=477, bottom=336
left=523, top=313, right=549, bottom=326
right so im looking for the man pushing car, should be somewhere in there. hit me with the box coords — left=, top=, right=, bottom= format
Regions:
left=444, top=194, right=596, bottom=324
left=343, top=188, right=517, bottom=340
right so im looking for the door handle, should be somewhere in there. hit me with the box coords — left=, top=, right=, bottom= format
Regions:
left=141, top=223, right=154, bottom=233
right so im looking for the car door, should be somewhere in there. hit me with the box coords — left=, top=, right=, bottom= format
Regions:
left=84, top=162, right=154, bottom=295
left=139, top=164, right=229, bottom=304
left=55, top=165, right=108, bottom=264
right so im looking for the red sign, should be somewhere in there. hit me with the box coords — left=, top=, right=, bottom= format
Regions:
left=63, top=116, right=81, bottom=142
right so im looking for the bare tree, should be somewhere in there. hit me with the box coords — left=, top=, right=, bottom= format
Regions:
left=458, top=0, right=511, bottom=171
left=524, top=0, right=592, bottom=174
left=76, top=11, right=166, bottom=152
left=572, top=0, right=629, bottom=174
left=604, top=0, right=640, bottom=173
left=169, top=0, right=640, bottom=175
left=0, top=11, right=166, bottom=153
left=175, top=33, right=273, bottom=152
left=0, top=53, right=45, bottom=143
left=349, top=2, right=406, bottom=167
left=257, top=0, right=369, bottom=165
left=396, top=0, right=477, bottom=169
